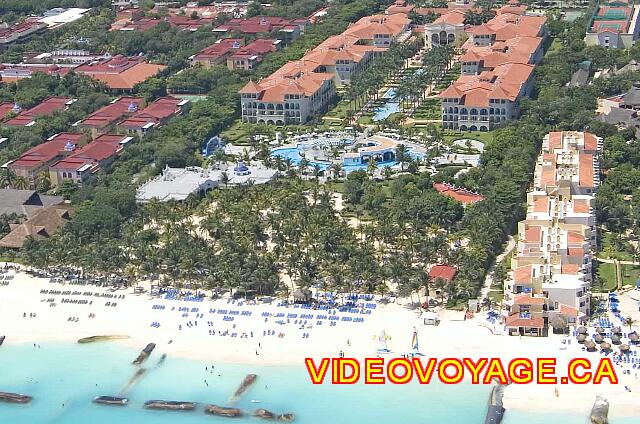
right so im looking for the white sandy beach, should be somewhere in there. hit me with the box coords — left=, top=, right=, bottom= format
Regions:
left=1, top=265, right=640, bottom=419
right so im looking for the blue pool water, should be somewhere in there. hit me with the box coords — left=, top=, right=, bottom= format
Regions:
left=271, top=144, right=424, bottom=173
left=270, top=147, right=331, bottom=170
left=373, top=88, right=400, bottom=122
left=0, top=342, right=637, bottom=424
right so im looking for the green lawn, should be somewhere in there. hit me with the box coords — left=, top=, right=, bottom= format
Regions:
left=620, top=264, right=640, bottom=288
left=488, top=290, right=504, bottom=305
left=443, top=131, right=495, bottom=145
left=220, top=120, right=261, bottom=145
left=599, top=232, right=635, bottom=261
left=595, top=262, right=618, bottom=292
left=595, top=261, right=640, bottom=292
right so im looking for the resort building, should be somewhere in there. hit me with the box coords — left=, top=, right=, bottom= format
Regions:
left=76, top=96, right=146, bottom=138
left=38, top=8, right=91, bottom=29
left=439, top=6, right=547, bottom=131
left=503, top=132, right=603, bottom=337
left=117, top=96, right=189, bottom=136
left=48, top=134, right=132, bottom=186
left=0, top=63, right=75, bottom=82
left=239, top=12, right=410, bottom=125
left=598, top=81, right=640, bottom=135
left=0, top=19, right=48, bottom=48
left=584, top=0, right=640, bottom=48
left=424, top=10, right=466, bottom=48
left=0, top=203, right=73, bottom=248
left=0, top=188, right=68, bottom=249
left=23, top=49, right=111, bottom=65
left=4, top=97, right=76, bottom=127
left=342, top=135, right=402, bottom=166
left=74, top=55, right=166, bottom=91
left=227, top=39, right=281, bottom=71
left=191, top=38, right=245, bottom=68
left=136, top=163, right=277, bottom=202
left=0, top=189, right=63, bottom=218
left=5, top=133, right=88, bottom=187
left=113, top=14, right=215, bottom=32
left=0, top=103, right=17, bottom=120
left=214, top=16, right=310, bottom=45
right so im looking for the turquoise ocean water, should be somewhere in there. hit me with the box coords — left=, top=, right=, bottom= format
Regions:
left=0, top=342, right=636, bottom=424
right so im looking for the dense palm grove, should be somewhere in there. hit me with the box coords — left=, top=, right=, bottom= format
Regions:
left=1, top=2, right=640, bottom=304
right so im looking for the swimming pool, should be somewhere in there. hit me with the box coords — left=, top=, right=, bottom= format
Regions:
left=373, top=88, right=400, bottom=122
left=270, top=144, right=424, bottom=173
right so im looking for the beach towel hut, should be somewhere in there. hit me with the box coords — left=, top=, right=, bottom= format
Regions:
left=630, top=332, right=639, bottom=344
left=611, top=334, right=621, bottom=345
left=612, top=326, right=622, bottom=335
left=577, top=326, right=588, bottom=334
left=293, top=289, right=312, bottom=304
left=600, top=342, right=612, bottom=352
left=584, top=341, right=597, bottom=352
left=550, top=315, right=568, bottom=334
left=576, top=334, right=587, bottom=343
left=420, top=311, right=439, bottom=325
left=594, top=334, right=604, bottom=343
left=620, top=344, right=630, bottom=352
left=596, top=327, right=605, bottom=334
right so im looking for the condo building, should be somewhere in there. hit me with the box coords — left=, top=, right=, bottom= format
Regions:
left=503, top=132, right=603, bottom=337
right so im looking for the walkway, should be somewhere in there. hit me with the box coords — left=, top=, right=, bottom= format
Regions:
left=480, top=236, right=516, bottom=303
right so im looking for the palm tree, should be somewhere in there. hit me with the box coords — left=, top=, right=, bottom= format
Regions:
left=624, top=316, right=636, bottom=331
left=329, top=163, right=342, bottom=180
left=11, top=175, right=29, bottom=190
left=367, top=159, right=378, bottom=177
left=35, top=173, right=51, bottom=192
left=395, top=144, right=410, bottom=172
left=220, top=171, right=229, bottom=188
left=0, top=169, right=15, bottom=188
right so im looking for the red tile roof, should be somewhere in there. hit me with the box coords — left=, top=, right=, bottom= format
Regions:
left=79, top=97, right=145, bottom=129
left=560, top=263, right=581, bottom=275
left=513, top=294, right=546, bottom=305
left=532, top=196, right=548, bottom=213
left=193, top=38, right=244, bottom=61
left=230, top=39, right=279, bottom=59
left=167, top=14, right=214, bottom=31
left=0, top=102, right=15, bottom=119
left=506, top=313, right=544, bottom=328
left=559, top=304, right=579, bottom=316
left=0, top=19, right=46, bottom=43
left=216, top=16, right=308, bottom=34
left=434, top=10, right=466, bottom=25
left=5, top=97, right=73, bottom=126
left=118, top=96, right=185, bottom=130
left=572, top=200, right=590, bottom=214
left=433, top=182, right=485, bottom=205
left=239, top=13, right=408, bottom=102
left=75, top=55, right=165, bottom=90
left=9, top=133, right=84, bottom=171
left=523, top=225, right=541, bottom=243
left=579, top=153, right=594, bottom=188
left=0, top=63, right=74, bottom=82
left=429, top=264, right=457, bottom=283
left=50, top=134, right=128, bottom=171
left=117, top=17, right=162, bottom=31
left=513, top=265, right=533, bottom=284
